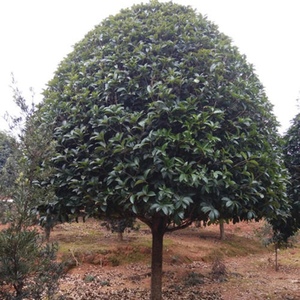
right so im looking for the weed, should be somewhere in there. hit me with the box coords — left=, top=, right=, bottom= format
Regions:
left=171, top=255, right=179, bottom=263
left=60, top=254, right=78, bottom=272
left=84, top=274, right=95, bottom=282
left=109, top=256, right=120, bottom=266
left=211, top=256, right=228, bottom=282
left=100, top=280, right=110, bottom=286
left=184, top=271, right=204, bottom=286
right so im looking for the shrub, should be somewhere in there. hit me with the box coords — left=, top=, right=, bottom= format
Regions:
left=184, top=271, right=204, bottom=287
left=0, top=227, right=64, bottom=299
left=211, top=256, right=228, bottom=282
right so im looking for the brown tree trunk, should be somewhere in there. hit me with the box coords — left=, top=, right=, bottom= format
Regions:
left=150, top=216, right=166, bottom=300
left=275, top=243, right=279, bottom=271
left=118, top=231, right=123, bottom=241
left=219, top=220, right=225, bottom=240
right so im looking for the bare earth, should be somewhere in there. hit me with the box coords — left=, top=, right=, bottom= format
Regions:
left=48, top=220, right=300, bottom=299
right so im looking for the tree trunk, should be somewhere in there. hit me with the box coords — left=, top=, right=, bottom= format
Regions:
left=219, top=220, right=225, bottom=240
left=44, top=225, right=51, bottom=242
left=275, top=243, right=279, bottom=271
left=118, top=231, right=123, bottom=241
left=150, top=216, right=166, bottom=300
left=44, top=215, right=53, bottom=242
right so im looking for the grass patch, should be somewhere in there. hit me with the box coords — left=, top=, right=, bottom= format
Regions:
left=276, top=246, right=300, bottom=268
left=55, top=220, right=154, bottom=267
left=202, top=235, right=268, bottom=262
left=109, top=248, right=150, bottom=265
left=58, top=236, right=111, bottom=253
left=53, top=219, right=273, bottom=270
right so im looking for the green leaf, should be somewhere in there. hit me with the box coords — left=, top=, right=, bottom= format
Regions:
left=132, top=205, right=138, bottom=214
left=147, top=191, right=156, bottom=197
left=208, top=209, right=220, bottom=221
left=162, top=206, right=169, bottom=215
left=130, top=194, right=135, bottom=204
left=182, top=196, right=193, bottom=205
left=134, top=179, right=146, bottom=186
left=225, top=200, right=233, bottom=208
left=248, top=160, right=259, bottom=166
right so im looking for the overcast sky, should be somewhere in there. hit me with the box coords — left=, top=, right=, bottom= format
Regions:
left=1, top=0, right=299, bottom=134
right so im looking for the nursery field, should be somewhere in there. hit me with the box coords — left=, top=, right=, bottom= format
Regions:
left=47, top=219, right=300, bottom=299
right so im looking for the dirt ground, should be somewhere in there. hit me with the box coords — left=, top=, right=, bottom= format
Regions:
left=45, top=219, right=300, bottom=300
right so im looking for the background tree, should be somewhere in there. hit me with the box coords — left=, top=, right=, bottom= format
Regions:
left=0, top=131, right=15, bottom=172
left=0, top=82, right=64, bottom=299
left=0, top=131, right=19, bottom=198
left=2, top=78, right=56, bottom=229
left=40, top=2, right=289, bottom=299
left=270, top=112, right=300, bottom=241
left=0, top=131, right=19, bottom=224
left=101, top=216, right=139, bottom=241
left=262, top=111, right=300, bottom=272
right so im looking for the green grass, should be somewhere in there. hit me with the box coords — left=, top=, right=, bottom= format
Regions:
left=53, top=220, right=274, bottom=269
left=275, top=245, right=300, bottom=268
left=202, top=234, right=269, bottom=262
left=55, top=221, right=154, bottom=266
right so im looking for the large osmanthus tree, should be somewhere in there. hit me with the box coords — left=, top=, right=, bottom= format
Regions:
left=40, top=2, right=289, bottom=299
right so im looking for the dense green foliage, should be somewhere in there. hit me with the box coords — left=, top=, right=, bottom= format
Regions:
left=0, top=131, right=14, bottom=171
left=0, top=227, right=63, bottom=299
left=0, top=131, right=19, bottom=197
left=40, top=2, right=289, bottom=298
left=277, top=113, right=300, bottom=240
left=42, top=1, right=287, bottom=227
left=0, top=82, right=57, bottom=228
left=0, top=83, right=64, bottom=299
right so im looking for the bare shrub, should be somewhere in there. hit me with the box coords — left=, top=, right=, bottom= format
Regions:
left=211, top=256, right=228, bottom=282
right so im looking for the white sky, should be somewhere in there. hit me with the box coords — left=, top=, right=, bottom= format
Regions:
left=1, top=0, right=299, bottom=134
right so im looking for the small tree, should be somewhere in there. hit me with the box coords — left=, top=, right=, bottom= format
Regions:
left=256, top=222, right=293, bottom=271
left=40, top=2, right=290, bottom=299
left=270, top=112, right=300, bottom=241
left=264, top=112, right=300, bottom=271
left=0, top=225, right=63, bottom=299
left=101, top=216, right=139, bottom=241
left=0, top=170, right=64, bottom=299
left=0, top=82, right=64, bottom=299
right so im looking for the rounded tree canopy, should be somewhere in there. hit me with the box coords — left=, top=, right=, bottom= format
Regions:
left=42, top=1, right=288, bottom=227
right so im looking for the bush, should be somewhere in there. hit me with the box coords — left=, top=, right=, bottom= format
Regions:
left=184, top=271, right=204, bottom=287
left=211, top=256, right=228, bottom=282
left=0, top=227, right=64, bottom=299
left=101, top=217, right=139, bottom=241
